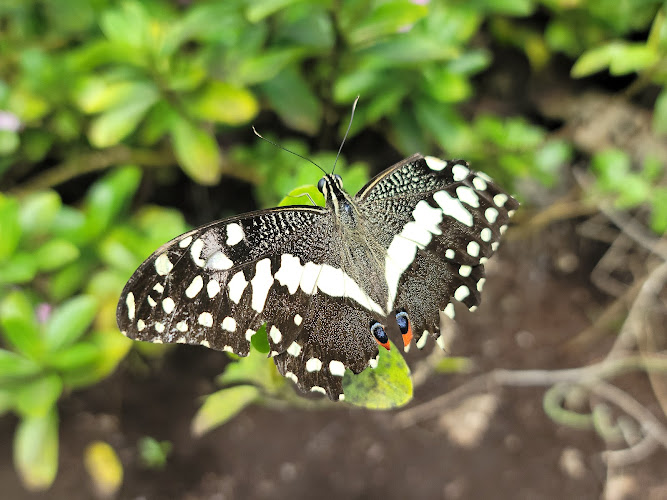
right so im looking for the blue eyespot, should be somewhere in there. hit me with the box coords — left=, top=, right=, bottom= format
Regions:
left=395, top=310, right=409, bottom=335
left=370, top=321, right=388, bottom=344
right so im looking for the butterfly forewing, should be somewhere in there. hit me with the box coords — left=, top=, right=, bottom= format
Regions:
left=117, top=153, right=518, bottom=401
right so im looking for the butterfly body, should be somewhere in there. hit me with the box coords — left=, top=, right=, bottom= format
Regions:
left=117, top=154, right=518, bottom=400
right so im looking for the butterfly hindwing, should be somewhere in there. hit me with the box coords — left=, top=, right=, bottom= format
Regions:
left=356, top=154, right=519, bottom=346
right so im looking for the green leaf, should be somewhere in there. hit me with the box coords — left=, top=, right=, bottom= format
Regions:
left=0, top=130, right=20, bottom=155
left=34, top=239, right=80, bottom=272
left=14, top=408, right=59, bottom=491
left=186, top=81, right=258, bottom=125
left=18, top=191, right=62, bottom=238
left=249, top=324, right=270, bottom=353
left=0, top=349, right=42, bottom=381
left=46, top=342, right=100, bottom=373
left=650, top=187, right=667, bottom=234
left=100, top=0, right=150, bottom=48
left=0, top=253, right=37, bottom=285
left=44, top=295, right=98, bottom=352
left=81, top=165, right=142, bottom=243
left=0, top=291, right=42, bottom=360
left=573, top=42, right=659, bottom=78
left=259, top=68, right=322, bottom=134
left=84, top=441, right=123, bottom=497
left=236, top=48, right=306, bottom=85
left=342, top=340, right=412, bottom=409
left=0, top=194, right=21, bottom=261
left=14, top=374, right=63, bottom=418
left=137, top=436, right=172, bottom=469
left=191, top=385, right=260, bottom=436
left=170, top=116, right=222, bottom=185
left=88, top=82, right=159, bottom=147
left=571, top=43, right=617, bottom=78
left=217, top=342, right=278, bottom=391
left=278, top=185, right=324, bottom=207
left=346, top=2, right=428, bottom=46
left=653, top=88, right=667, bottom=135
left=245, top=0, right=304, bottom=22
left=434, top=356, right=474, bottom=374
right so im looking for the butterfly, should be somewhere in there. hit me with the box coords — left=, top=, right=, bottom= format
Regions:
left=117, top=153, right=518, bottom=401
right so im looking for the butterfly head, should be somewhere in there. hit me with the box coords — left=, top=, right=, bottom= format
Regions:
left=317, top=173, right=355, bottom=217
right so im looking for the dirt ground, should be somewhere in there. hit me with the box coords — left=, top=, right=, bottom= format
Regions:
left=2, top=212, right=665, bottom=499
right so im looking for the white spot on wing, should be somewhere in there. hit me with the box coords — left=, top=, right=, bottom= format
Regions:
left=416, top=330, right=429, bottom=349
left=269, top=325, right=282, bottom=344
left=155, top=322, right=165, bottom=333
left=155, top=253, right=173, bottom=275
left=311, top=386, right=326, bottom=395
left=207, top=250, right=233, bottom=270
left=425, top=156, right=446, bottom=171
left=153, top=283, right=164, bottom=294
left=306, top=358, right=322, bottom=372
left=287, top=342, right=302, bottom=357
left=228, top=271, right=248, bottom=304
left=467, top=241, right=480, bottom=258
left=445, top=248, right=455, bottom=259
left=176, top=321, right=188, bottom=332
left=137, top=319, right=145, bottom=331
left=274, top=254, right=303, bottom=294
left=494, top=193, right=508, bottom=207
left=226, top=223, right=244, bottom=246
left=251, top=258, right=273, bottom=313
left=285, top=371, right=298, bottom=384
left=245, top=329, right=255, bottom=341
left=198, top=312, right=213, bottom=327
left=454, top=286, right=470, bottom=302
left=452, top=164, right=468, bottom=181
left=485, top=207, right=499, bottom=223
left=294, top=314, right=303, bottom=326
left=444, top=303, right=455, bottom=319
left=459, top=265, right=472, bottom=277
left=472, top=176, right=487, bottom=191
left=456, top=186, right=479, bottom=208
left=433, top=190, right=473, bottom=227
left=162, top=297, right=175, bottom=314
left=185, top=275, right=203, bottom=298
left=222, top=316, right=236, bottom=332
left=126, top=293, right=135, bottom=320
left=179, top=235, right=192, bottom=248
left=201, top=340, right=210, bottom=348
left=477, top=278, right=486, bottom=292
left=481, top=228, right=492, bottom=242
left=147, top=296, right=157, bottom=308
left=329, top=360, right=345, bottom=376
left=207, top=279, right=220, bottom=298
left=190, top=238, right=205, bottom=267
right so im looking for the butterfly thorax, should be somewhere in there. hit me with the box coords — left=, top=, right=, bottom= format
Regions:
left=318, top=174, right=390, bottom=315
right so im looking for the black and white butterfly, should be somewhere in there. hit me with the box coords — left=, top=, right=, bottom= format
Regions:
left=117, top=153, right=518, bottom=401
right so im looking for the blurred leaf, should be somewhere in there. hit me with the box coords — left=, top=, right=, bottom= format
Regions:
left=88, top=82, right=159, bottom=147
left=0, top=130, right=20, bottom=155
left=8, top=88, right=50, bottom=121
left=342, top=340, right=412, bottom=409
left=245, top=0, right=304, bottom=22
left=81, top=165, right=142, bottom=243
left=469, top=0, right=534, bottom=15
left=14, top=408, right=59, bottom=491
left=250, top=324, right=270, bottom=353
left=18, top=191, right=62, bottom=238
left=0, top=349, right=41, bottom=381
left=346, top=2, right=428, bottom=46
left=137, top=436, right=172, bottom=469
left=0, top=291, right=42, bottom=360
left=434, top=356, right=474, bottom=374
left=44, top=295, right=97, bottom=352
left=100, top=0, right=150, bottom=48
left=259, top=68, right=322, bottom=134
left=218, top=341, right=278, bottom=390
left=34, top=239, right=80, bottom=272
left=572, top=42, right=659, bottom=78
left=186, top=81, right=258, bottom=125
left=191, top=385, right=260, bottom=436
left=650, top=187, right=667, bottom=234
left=592, top=149, right=631, bottom=191
left=14, top=374, right=63, bottom=418
left=653, top=88, right=667, bottom=135
left=422, top=69, right=471, bottom=103
left=170, top=116, right=222, bottom=185
left=0, top=194, right=21, bottom=260
left=0, top=253, right=37, bottom=285
left=237, top=48, right=306, bottom=85
left=84, top=441, right=123, bottom=498
left=47, top=342, right=99, bottom=373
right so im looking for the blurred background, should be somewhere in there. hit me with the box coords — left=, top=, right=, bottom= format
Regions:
left=1, top=0, right=666, bottom=498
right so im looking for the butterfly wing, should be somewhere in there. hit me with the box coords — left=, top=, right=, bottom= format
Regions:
left=117, top=205, right=379, bottom=400
left=356, top=154, right=519, bottom=348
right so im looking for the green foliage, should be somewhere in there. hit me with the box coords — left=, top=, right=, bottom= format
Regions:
left=2, top=0, right=667, bottom=491
left=137, top=436, right=172, bottom=470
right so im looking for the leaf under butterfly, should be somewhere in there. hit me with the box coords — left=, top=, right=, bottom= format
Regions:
left=342, top=340, right=412, bottom=409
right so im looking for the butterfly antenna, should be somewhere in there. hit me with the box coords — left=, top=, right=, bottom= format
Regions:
left=252, top=127, right=328, bottom=176
left=332, top=95, right=359, bottom=175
